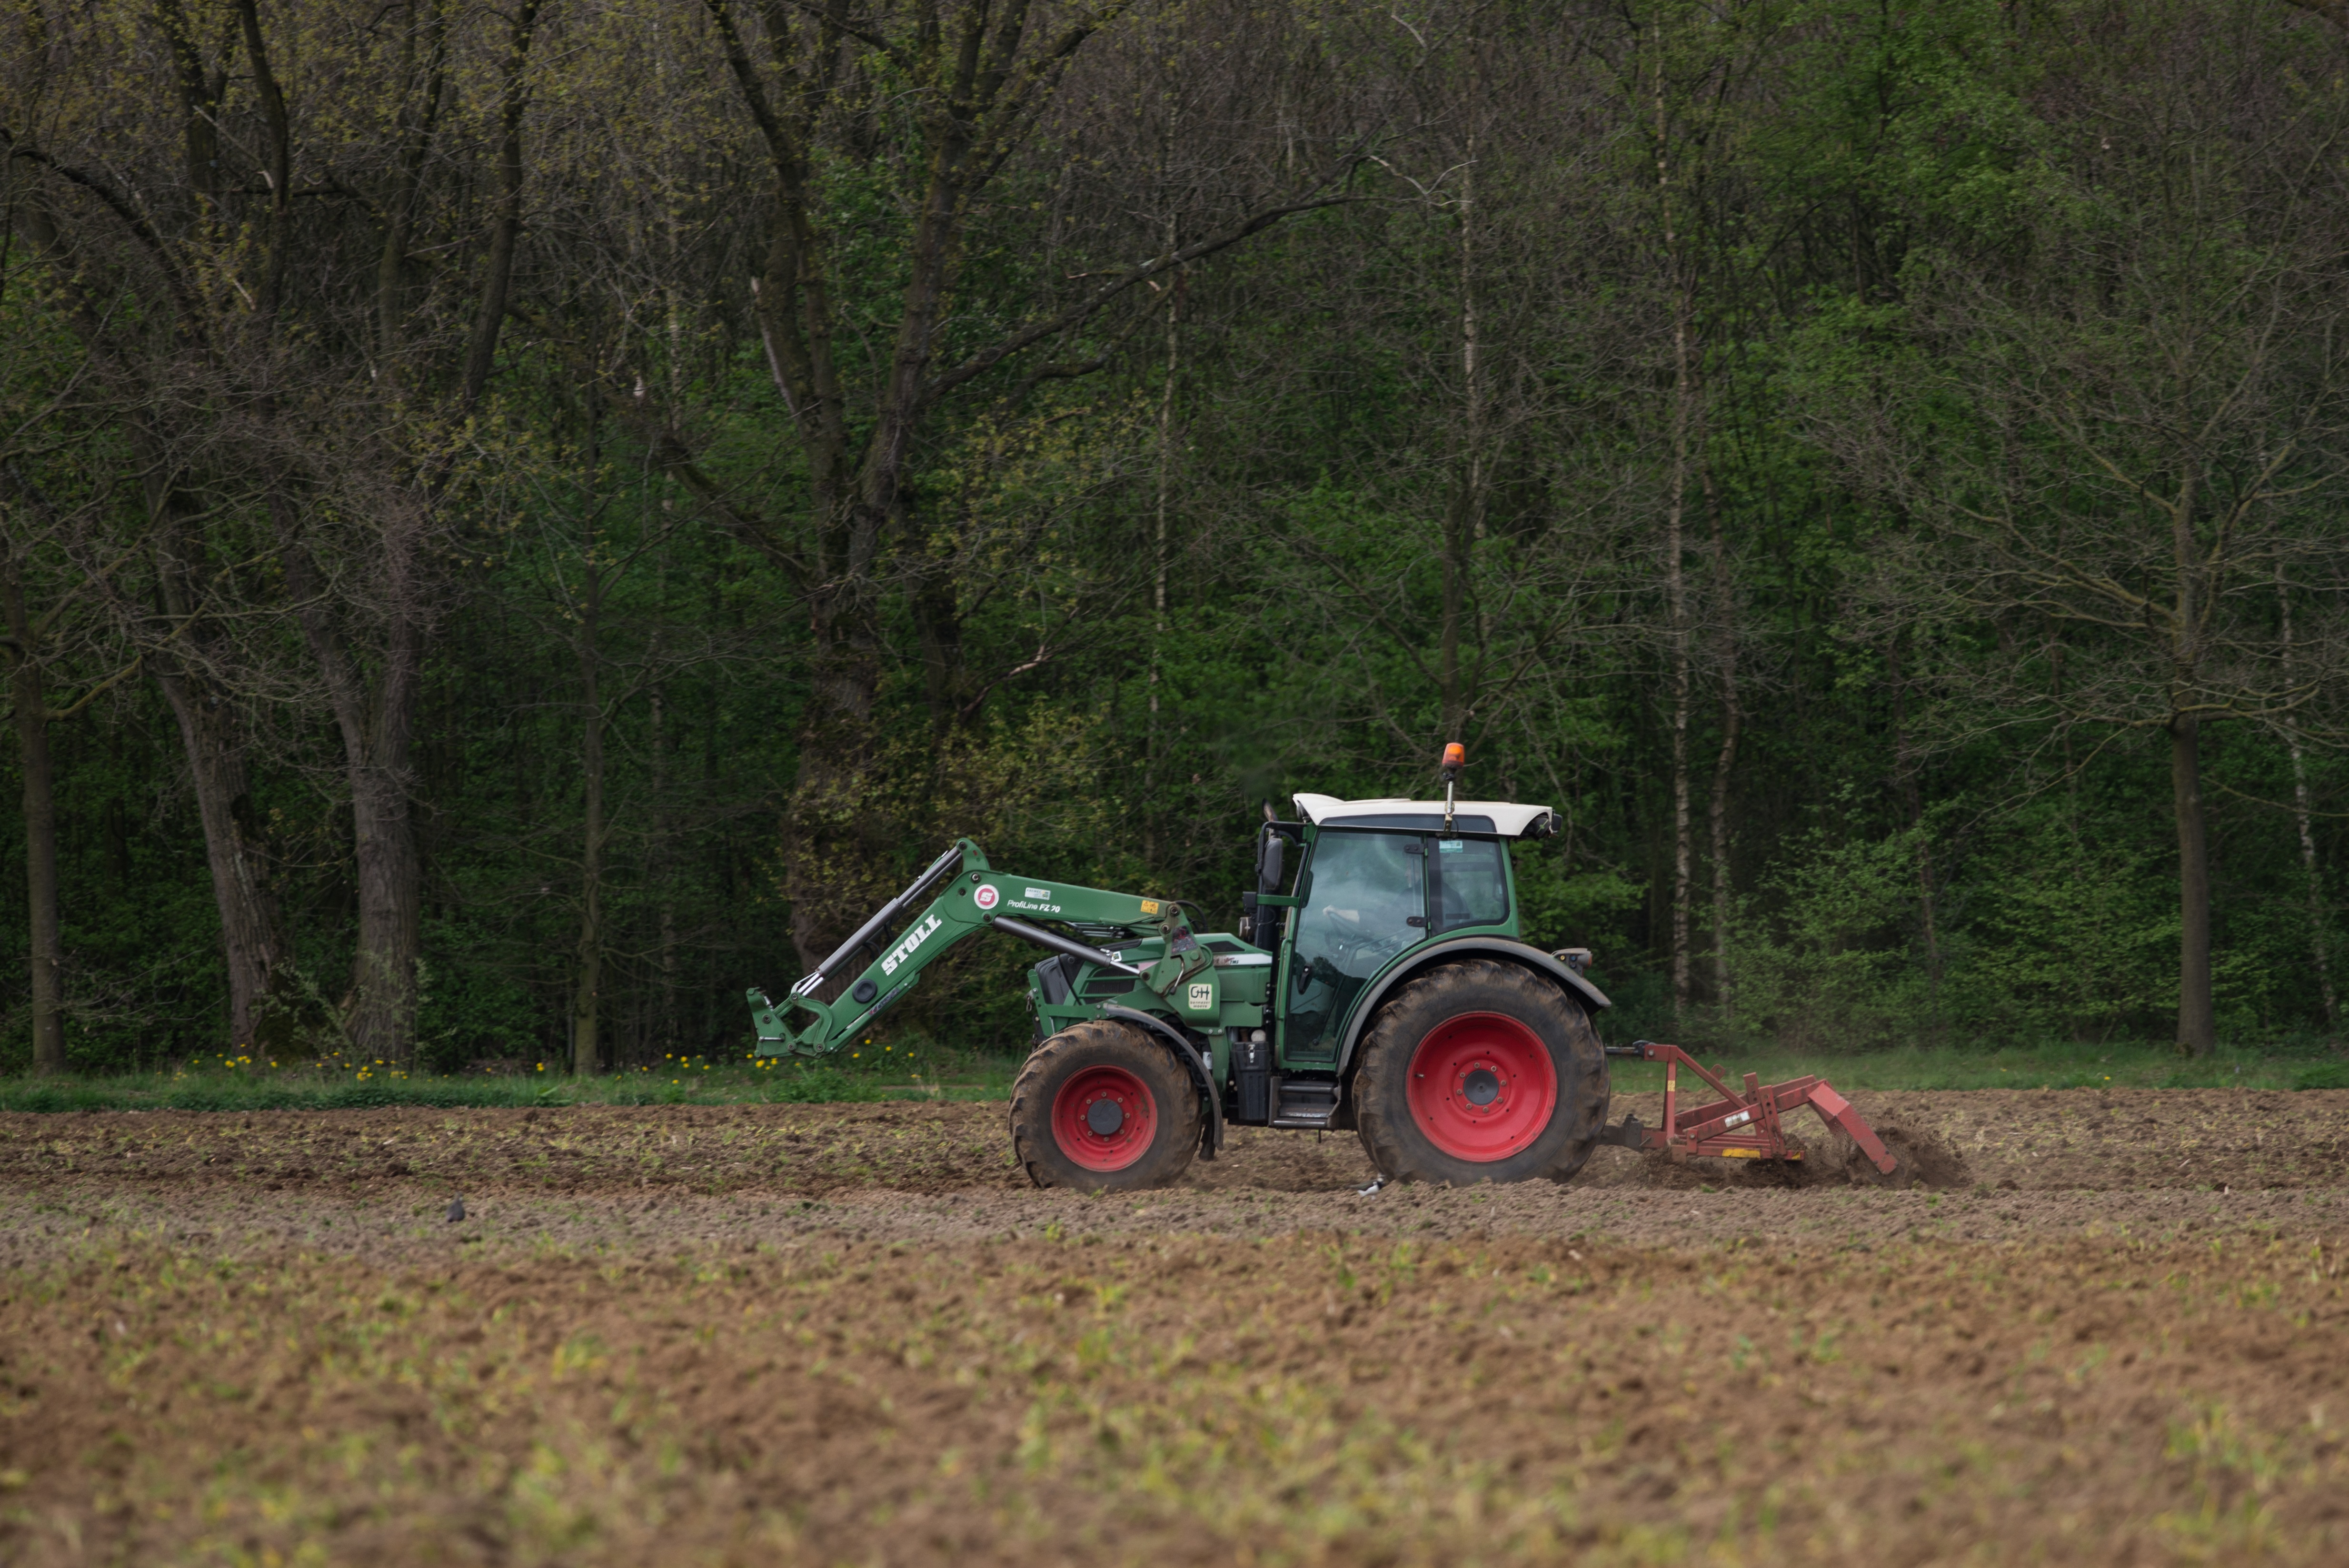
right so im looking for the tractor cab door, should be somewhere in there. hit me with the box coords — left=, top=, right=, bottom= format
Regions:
left=1279, top=829, right=1424, bottom=1063
left=1278, top=828, right=1517, bottom=1065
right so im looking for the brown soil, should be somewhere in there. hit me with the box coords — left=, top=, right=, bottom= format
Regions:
left=4, top=1086, right=2341, bottom=1199
left=0, top=1099, right=1021, bottom=1196
left=5, top=1089, right=2347, bottom=1566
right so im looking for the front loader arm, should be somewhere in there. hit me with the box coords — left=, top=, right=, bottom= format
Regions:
left=746, top=841, right=1216, bottom=1056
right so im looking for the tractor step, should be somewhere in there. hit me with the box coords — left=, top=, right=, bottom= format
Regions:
left=1269, top=1076, right=1342, bottom=1129
left=1599, top=1041, right=1898, bottom=1174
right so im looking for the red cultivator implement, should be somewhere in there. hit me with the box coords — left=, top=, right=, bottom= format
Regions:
left=1597, top=1041, right=1900, bottom=1176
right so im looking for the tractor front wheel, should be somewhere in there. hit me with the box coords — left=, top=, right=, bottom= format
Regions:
left=1010, top=1019, right=1203, bottom=1191
left=1353, top=959, right=1608, bottom=1185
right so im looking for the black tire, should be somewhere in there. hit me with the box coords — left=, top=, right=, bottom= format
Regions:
left=1352, top=958, right=1608, bottom=1185
left=1009, top=1018, right=1203, bottom=1192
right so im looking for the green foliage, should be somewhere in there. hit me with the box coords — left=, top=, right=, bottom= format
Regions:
left=6, top=0, right=2349, bottom=1075
left=1958, top=817, right=2181, bottom=1042
left=1727, top=821, right=1943, bottom=1052
left=414, top=941, right=544, bottom=1072
left=1511, top=848, right=1644, bottom=958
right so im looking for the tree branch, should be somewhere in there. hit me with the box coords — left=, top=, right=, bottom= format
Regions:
left=924, top=189, right=1357, bottom=405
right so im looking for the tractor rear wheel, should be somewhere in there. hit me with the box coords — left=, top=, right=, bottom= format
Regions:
left=1010, top=1018, right=1203, bottom=1192
left=1353, top=959, right=1608, bottom=1185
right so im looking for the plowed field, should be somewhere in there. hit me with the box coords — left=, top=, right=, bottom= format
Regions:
left=6, top=1088, right=2346, bottom=1565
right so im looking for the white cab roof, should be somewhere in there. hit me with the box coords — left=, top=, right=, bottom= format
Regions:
left=1292, top=793, right=1555, bottom=838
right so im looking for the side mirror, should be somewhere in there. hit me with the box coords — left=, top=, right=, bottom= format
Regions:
left=1256, top=831, right=1285, bottom=893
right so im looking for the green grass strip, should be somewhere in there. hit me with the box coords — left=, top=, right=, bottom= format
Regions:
left=0, top=1062, right=1021, bottom=1113
left=5, top=1038, right=2342, bottom=1112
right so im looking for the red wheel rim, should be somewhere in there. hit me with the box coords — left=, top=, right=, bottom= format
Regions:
left=1050, top=1065, right=1159, bottom=1172
left=1404, top=1012, right=1558, bottom=1161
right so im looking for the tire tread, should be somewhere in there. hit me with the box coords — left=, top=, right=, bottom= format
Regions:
left=1009, top=1018, right=1202, bottom=1191
left=1353, top=958, right=1607, bottom=1185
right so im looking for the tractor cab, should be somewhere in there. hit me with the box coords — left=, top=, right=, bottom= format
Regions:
left=1257, top=793, right=1565, bottom=1071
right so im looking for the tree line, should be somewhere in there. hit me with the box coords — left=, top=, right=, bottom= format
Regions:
left=4, top=0, right=2347, bottom=1074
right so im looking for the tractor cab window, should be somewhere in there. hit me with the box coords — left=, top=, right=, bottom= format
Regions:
left=1427, top=836, right=1509, bottom=933
left=1284, top=830, right=1423, bottom=1057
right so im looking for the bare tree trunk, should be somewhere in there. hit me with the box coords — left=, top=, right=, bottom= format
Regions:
left=2278, top=565, right=2338, bottom=1032
left=1153, top=250, right=1176, bottom=659
left=649, top=569, right=677, bottom=1058
left=348, top=735, right=421, bottom=1058
left=2289, top=733, right=2337, bottom=1032
left=2050, top=635, right=2082, bottom=847
left=791, top=26, right=989, bottom=867
left=573, top=573, right=604, bottom=1075
left=1655, top=41, right=1693, bottom=1023
left=1666, top=417, right=1692, bottom=1024
left=1438, top=489, right=1473, bottom=744
left=1886, top=635, right=1943, bottom=1027
left=1146, top=184, right=1178, bottom=863
left=374, top=0, right=449, bottom=367
left=149, top=673, right=283, bottom=1047
left=349, top=750, right=423, bottom=1059
left=1913, top=826, right=1942, bottom=1025
left=1702, top=465, right=1737, bottom=1022
left=1439, top=114, right=1480, bottom=745
left=781, top=644, right=881, bottom=973
left=460, top=0, right=540, bottom=410
left=2170, top=459, right=2217, bottom=1056
left=274, top=498, right=427, bottom=1062
left=2, top=564, right=65, bottom=1073
left=137, top=466, right=287, bottom=1050
left=2172, top=712, right=2218, bottom=1054
left=322, top=0, right=503, bottom=1065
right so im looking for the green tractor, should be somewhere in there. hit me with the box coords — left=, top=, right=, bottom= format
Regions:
left=752, top=745, right=1604, bottom=1189
left=748, top=748, right=1897, bottom=1190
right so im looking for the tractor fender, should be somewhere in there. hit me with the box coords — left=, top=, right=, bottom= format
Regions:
left=1097, top=1003, right=1226, bottom=1158
left=1332, top=938, right=1611, bottom=1081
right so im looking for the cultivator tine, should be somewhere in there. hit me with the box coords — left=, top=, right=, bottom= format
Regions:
left=1797, top=1081, right=1900, bottom=1175
left=1596, top=1042, right=1900, bottom=1175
